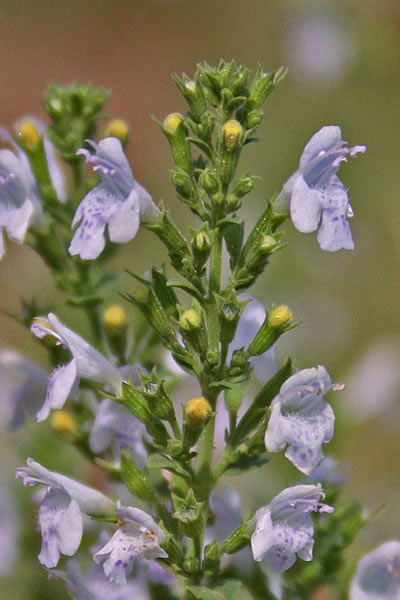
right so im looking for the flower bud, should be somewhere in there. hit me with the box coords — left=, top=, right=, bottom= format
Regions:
left=185, top=397, right=212, bottom=429
left=219, top=119, right=243, bottom=191
left=246, top=109, right=263, bottom=130
left=104, top=119, right=129, bottom=143
left=268, top=305, right=293, bottom=329
left=191, top=225, right=212, bottom=271
left=247, top=305, right=294, bottom=356
left=103, top=305, right=128, bottom=334
left=179, top=309, right=201, bottom=331
left=170, top=168, right=192, bottom=199
left=198, top=168, right=219, bottom=196
left=174, top=75, right=207, bottom=122
left=141, top=374, right=175, bottom=422
left=103, top=304, right=128, bottom=363
left=222, top=119, right=243, bottom=150
left=233, top=174, right=256, bottom=198
left=17, top=120, right=40, bottom=150
left=163, top=113, right=192, bottom=173
left=51, top=411, right=76, bottom=437
left=193, top=231, right=211, bottom=252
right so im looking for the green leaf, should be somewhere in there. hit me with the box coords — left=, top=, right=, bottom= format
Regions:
left=146, top=454, right=192, bottom=480
left=188, top=580, right=241, bottom=600
left=224, top=454, right=268, bottom=476
left=167, top=280, right=202, bottom=300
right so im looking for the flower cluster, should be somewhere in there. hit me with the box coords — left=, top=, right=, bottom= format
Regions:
left=0, top=65, right=371, bottom=600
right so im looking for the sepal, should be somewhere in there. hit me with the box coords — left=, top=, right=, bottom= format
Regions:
left=119, top=450, right=156, bottom=502
left=174, top=74, right=207, bottom=122
left=140, top=369, right=175, bottom=422
left=172, top=489, right=205, bottom=538
left=220, top=513, right=254, bottom=554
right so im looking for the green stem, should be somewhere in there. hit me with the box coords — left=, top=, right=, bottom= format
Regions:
left=207, top=225, right=223, bottom=356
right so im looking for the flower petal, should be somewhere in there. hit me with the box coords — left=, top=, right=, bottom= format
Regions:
left=107, top=189, right=140, bottom=244
left=290, top=175, right=324, bottom=233
left=317, top=182, right=354, bottom=251
left=299, top=126, right=343, bottom=171
left=37, top=360, right=77, bottom=422
left=47, top=313, right=123, bottom=394
left=38, top=489, right=82, bottom=568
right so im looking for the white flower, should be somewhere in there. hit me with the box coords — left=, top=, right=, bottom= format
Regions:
left=0, top=148, right=38, bottom=258
left=350, top=541, right=400, bottom=599
left=16, top=458, right=115, bottom=568
left=251, top=484, right=333, bottom=572
left=69, top=138, right=159, bottom=260
left=31, top=313, right=123, bottom=421
left=94, top=501, right=167, bottom=584
left=278, top=126, right=365, bottom=251
left=265, top=366, right=343, bottom=475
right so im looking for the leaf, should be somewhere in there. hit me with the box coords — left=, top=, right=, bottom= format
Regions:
left=146, top=454, right=192, bottom=480
left=188, top=580, right=241, bottom=600
left=224, top=454, right=268, bottom=476
left=167, top=280, right=202, bottom=300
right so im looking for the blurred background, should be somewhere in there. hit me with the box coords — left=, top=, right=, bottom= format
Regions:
left=0, top=0, right=399, bottom=597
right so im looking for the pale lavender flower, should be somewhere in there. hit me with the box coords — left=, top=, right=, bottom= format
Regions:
left=16, top=458, right=115, bottom=568
left=0, top=350, right=47, bottom=429
left=89, top=399, right=147, bottom=467
left=251, top=484, right=333, bottom=571
left=265, top=366, right=344, bottom=475
left=50, top=559, right=150, bottom=600
left=69, top=138, right=159, bottom=260
left=94, top=501, right=167, bottom=584
left=0, top=148, right=39, bottom=258
left=350, top=541, right=400, bottom=599
left=1, top=117, right=66, bottom=202
left=31, top=313, right=123, bottom=421
left=278, top=126, right=366, bottom=251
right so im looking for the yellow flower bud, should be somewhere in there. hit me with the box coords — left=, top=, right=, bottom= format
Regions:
left=268, top=305, right=293, bottom=329
left=51, top=411, right=76, bottom=436
left=104, top=119, right=129, bottom=142
left=17, top=120, right=40, bottom=150
left=164, top=112, right=184, bottom=134
left=179, top=309, right=201, bottom=331
left=103, top=305, right=128, bottom=333
left=222, top=119, right=243, bottom=150
left=185, top=397, right=212, bottom=428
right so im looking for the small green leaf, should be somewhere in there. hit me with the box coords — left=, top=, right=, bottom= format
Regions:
left=146, top=454, right=192, bottom=480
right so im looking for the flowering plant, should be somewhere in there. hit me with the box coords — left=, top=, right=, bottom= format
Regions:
left=1, top=61, right=391, bottom=600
